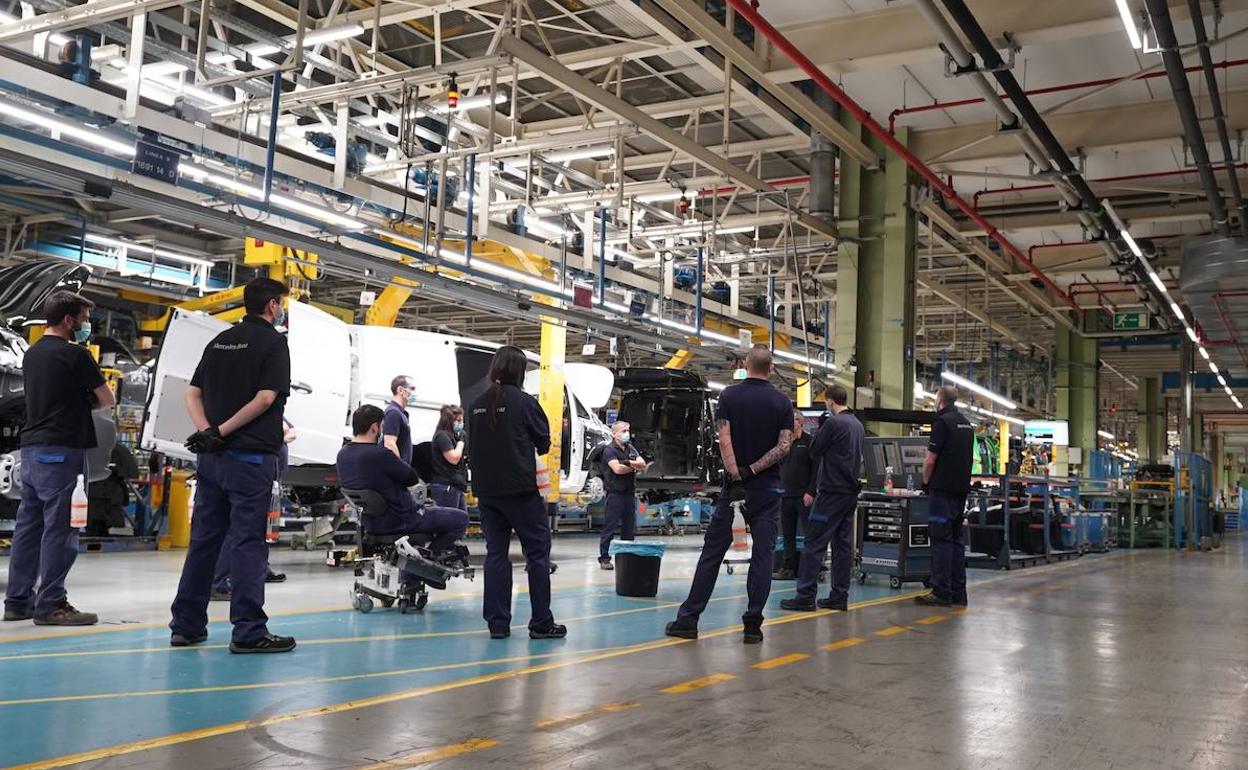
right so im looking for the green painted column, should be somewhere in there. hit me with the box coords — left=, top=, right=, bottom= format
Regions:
left=1056, top=311, right=1099, bottom=475
left=1136, top=376, right=1164, bottom=463
left=836, top=120, right=917, bottom=436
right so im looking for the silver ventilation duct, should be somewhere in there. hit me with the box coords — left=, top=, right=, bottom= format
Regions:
left=1179, top=234, right=1248, bottom=377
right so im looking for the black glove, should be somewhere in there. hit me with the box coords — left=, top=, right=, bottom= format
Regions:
left=738, top=465, right=755, bottom=482
left=185, top=427, right=226, bottom=455
left=727, top=479, right=747, bottom=504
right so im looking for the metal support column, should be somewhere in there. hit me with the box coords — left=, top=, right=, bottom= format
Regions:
left=597, top=207, right=607, bottom=305
left=768, top=275, right=776, bottom=350
left=464, top=152, right=476, bottom=267
left=262, top=70, right=281, bottom=205
left=694, top=246, right=703, bottom=335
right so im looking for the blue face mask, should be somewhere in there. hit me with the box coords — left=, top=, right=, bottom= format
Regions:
left=453, top=421, right=464, bottom=433
left=619, top=431, right=630, bottom=444
left=273, top=305, right=287, bottom=327
left=73, top=321, right=92, bottom=344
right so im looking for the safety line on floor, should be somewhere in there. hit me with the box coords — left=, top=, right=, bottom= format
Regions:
left=534, top=701, right=640, bottom=730
left=750, top=652, right=810, bottom=670
left=661, top=672, right=737, bottom=694
left=0, top=592, right=731, bottom=663
left=11, top=590, right=928, bottom=770
left=355, top=737, right=499, bottom=769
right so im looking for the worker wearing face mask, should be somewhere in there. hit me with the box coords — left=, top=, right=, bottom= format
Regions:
left=4, top=291, right=115, bottom=627
left=598, top=421, right=648, bottom=570
left=169, top=278, right=295, bottom=654
left=383, top=375, right=415, bottom=465
left=430, top=405, right=468, bottom=511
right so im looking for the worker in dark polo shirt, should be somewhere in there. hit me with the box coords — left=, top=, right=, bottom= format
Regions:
left=4, top=290, right=114, bottom=626
left=169, top=277, right=295, bottom=654
left=916, top=385, right=974, bottom=608
left=383, top=375, right=414, bottom=465
left=666, top=345, right=794, bottom=645
left=598, top=420, right=648, bottom=570
left=775, top=410, right=817, bottom=580
left=782, top=384, right=864, bottom=612
left=337, top=405, right=469, bottom=552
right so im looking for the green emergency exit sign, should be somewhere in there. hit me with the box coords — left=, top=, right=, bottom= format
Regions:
left=1112, top=311, right=1149, bottom=331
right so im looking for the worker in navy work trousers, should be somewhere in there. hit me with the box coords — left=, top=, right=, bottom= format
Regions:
left=4, top=290, right=115, bottom=626
left=169, top=277, right=296, bottom=654
left=774, top=410, right=817, bottom=581
left=666, top=345, right=795, bottom=644
left=781, top=384, right=864, bottom=612
left=598, top=420, right=649, bottom=570
left=467, top=345, right=566, bottom=640
left=916, top=384, right=974, bottom=608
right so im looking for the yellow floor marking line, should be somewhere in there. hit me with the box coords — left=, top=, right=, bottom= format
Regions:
left=750, top=652, right=810, bottom=670
left=0, top=593, right=742, bottom=663
left=821, top=636, right=867, bottom=651
left=873, top=625, right=909, bottom=637
left=356, top=738, right=499, bottom=769
left=914, top=615, right=951, bottom=625
left=8, top=582, right=1023, bottom=769
left=534, top=701, right=640, bottom=730
left=0, top=645, right=621, bottom=707
left=661, top=672, right=736, bottom=694
left=0, top=579, right=627, bottom=646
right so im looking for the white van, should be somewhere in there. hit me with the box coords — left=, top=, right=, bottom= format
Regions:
left=141, top=301, right=614, bottom=498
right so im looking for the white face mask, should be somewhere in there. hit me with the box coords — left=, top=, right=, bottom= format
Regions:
left=619, top=431, right=631, bottom=444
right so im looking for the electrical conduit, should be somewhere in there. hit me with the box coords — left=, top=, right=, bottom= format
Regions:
left=722, top=0, right=1083, bottom=316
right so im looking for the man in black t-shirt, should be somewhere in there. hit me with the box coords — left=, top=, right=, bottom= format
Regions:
left=598, top=421, right=648, bottom=570
left=4, top=291, right=114, bottom=627
left=917, top=385, right=974, bottom=608
left=667, top=345, right=794, bottom=645
left=169, top=278, right=296, bottom=655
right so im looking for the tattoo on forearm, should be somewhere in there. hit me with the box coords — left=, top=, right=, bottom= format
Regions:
left=750, top=429, right=793, bottom=474
left=716, top=419, right=738, bottom=476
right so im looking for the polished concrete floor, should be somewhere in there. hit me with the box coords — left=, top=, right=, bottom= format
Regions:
left=1, top=534, right=1246, bottom=769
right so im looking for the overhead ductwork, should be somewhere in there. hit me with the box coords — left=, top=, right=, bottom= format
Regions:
left=808, top=89, right=836, bottom=224
left=1179, top=234, right=1248, bottom=377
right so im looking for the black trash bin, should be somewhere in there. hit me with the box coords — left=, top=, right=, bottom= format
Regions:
left=610, top=540, right=666, bottom=597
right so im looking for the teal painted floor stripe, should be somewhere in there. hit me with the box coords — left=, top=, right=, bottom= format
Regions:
left=0, top=578, right=898, bottom=766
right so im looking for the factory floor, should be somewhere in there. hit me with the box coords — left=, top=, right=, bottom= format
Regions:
left=2, top=534, right=1246, bottom=769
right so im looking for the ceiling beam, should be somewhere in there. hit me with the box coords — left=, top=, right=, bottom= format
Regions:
left=761, top=0, right=1245, bottom=81
left=914, top=88, right=1248, bottom=167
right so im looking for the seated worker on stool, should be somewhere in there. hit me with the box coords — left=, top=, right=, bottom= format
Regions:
left=599, top=421, right=649, bottom=570
left=781, top=385, right=864, bottom=612
left=336, top=405, right=469, bottom=560
left=774, top=411, right=816, bottom=580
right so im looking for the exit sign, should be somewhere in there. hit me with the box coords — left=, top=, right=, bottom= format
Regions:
left=1113, top=311, right=1149, bottom=331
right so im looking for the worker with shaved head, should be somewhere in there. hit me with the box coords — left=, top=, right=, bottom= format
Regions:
left=917, top=384, right=974, bottom=608
left=666, top=344, right=794, bottom=645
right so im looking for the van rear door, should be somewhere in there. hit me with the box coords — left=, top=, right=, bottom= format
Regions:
left=140, top=309, right=228, bottom=461
left=284, top=302, right=351, bottom=466
left=614, top=368, right=715, bottom=486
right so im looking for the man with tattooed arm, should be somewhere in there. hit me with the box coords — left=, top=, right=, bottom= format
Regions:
left=665, top=345, right=795, bottom=645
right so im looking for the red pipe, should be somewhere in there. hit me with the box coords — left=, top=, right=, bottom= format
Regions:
left=888, top=57, right=1248, bottom=134
left=724, top=0, right=1083, bottom=317
left=973, top=165, right=1248, bottom=210
left=699, top=174, right=811, bottom=197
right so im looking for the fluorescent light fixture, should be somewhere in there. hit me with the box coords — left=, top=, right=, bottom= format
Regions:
left=1169, top=301, right=1184, bottom=319
left=773, top=348, right=837, bottom=371
left=146, top=74, right=232, bottom=107
left=249, top=23, right=364, bottom=56
left=941, top=370, right=1017, bottom=410
left=1121, top=229, right=1144, bottom=258
left=544, top=145, right=615, bottom=163
left=958, top=400, right=1025, bottom=426
left=1225, top=385, right=1234, bottom=397
left=708, top=381, right=727, bottom=392
left=1186, top=326, right=1199, bottom=343
left=1218, top=374, right=1228, bottom=387
left=1148, top=270, right=1167, bottom=293
left=1199, top=346, right=1211, bottom=360
left=1098, top=430, right=1115, bottom=440
left=1210, top=361, right=1219, bottom=374
left=84, top=233, right=213, bottom=267
left=914, top=381, right=937, bottom=402
left=1114, top=0, right=1144, bottom=49
left=0, top=100, right=136, bottom=156
left=525, top=218, right=574, bottom=240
